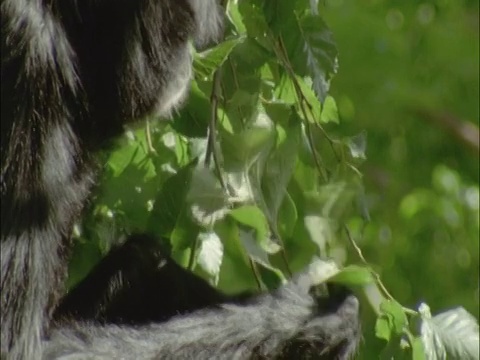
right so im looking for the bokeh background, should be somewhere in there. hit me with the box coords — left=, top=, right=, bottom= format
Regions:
left=323, top=0, right=479, bottom=356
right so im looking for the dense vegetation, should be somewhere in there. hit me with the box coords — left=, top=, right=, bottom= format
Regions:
left=67, top=1, right=479, bottom=358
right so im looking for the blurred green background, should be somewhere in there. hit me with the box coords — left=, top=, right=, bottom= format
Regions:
left=323, top=0, right=479, bottom=356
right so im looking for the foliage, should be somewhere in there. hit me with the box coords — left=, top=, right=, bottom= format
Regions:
left=67, top=0, right=479, bottom=358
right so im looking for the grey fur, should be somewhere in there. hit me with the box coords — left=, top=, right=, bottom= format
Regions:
left=46, top=279, right=360, bottom=359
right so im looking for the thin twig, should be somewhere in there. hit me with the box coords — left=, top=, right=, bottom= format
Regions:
left=145, top=119, right=157, bottom=154
left=343, top=225, right=417, bottom=316
left=187, top=235, right=199, bottom=271
left=249, top=258, right=264, bottom=291
left=206, top=70, right=227, bottom=191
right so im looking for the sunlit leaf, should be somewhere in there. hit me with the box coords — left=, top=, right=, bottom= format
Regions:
left=188, top=168, right=230, bottom=227
left=194, top=37, right=244, bottom=80
left=330, top=265, right=374, bottom=286
left=229, top=205, right=269, bottom=244
left=420, top=304, right=480, bottom=360
left=197, top=231, right=224, bottom=278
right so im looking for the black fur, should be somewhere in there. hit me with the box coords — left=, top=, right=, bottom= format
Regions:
left=54, top=234, right=233, bottom=324
left=0, top=1, right=360, bottom=359
left=51, top=234, right=360, bottom=359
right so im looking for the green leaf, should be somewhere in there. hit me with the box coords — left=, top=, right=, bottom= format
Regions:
left=379, top=335, right=411, bottom=360
left=304, top=214, right=333, bottom=254
left=226, top=1, right=246, bottom=34
left=194, top=37, right=244, bottom=80
left=274, top=74, right=297, bottom=105
left=315, top=181, right=359, bottom=219
left=320, top=95, right=339, bottom=124
left=376, top=316, right=393, bottom=342
left=172, top=81, right=211, bottom=137
left=329, top=265, right=374, bottom=286
left=238, top=227, right=270, bottom=265
left=273, top=75, right=322, bottom=124
left=261, top=120, right=301, bottom=228
left=214, top=219, right=260, bottom=293
left=229, top=205, right=269, bottom=244
left=237, top=228, right=284, bottom=285
left=283, top=14, right=338, bottom=102
left=305, top=258, right=340, bottom=285
left=345, top=131, right=367, bottom=160
left=221, top=110, right=275, bottom=167
left=260, top=0, right=297, bottom=34
left=187, top=168, right=230, bottom=227
left=277, top=192, right=298, bottom=239
left=237, top=1, right=269, bottom=40
left=295, top=76, right=322, bottom=121
left=376, top=299, right=409, bottom=343
left=98, top=130, right=164, bottom=230
left=148, top=161, right=195, bottom=236
left=107, top=130, right=156, bottom=179
left=232, top=37, right=272, bottom=71
left=411, top=337, right=427, bottom=360
left=196, top=231, right=224, bottom=278
left=170, top=206, right=200, bottom=253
